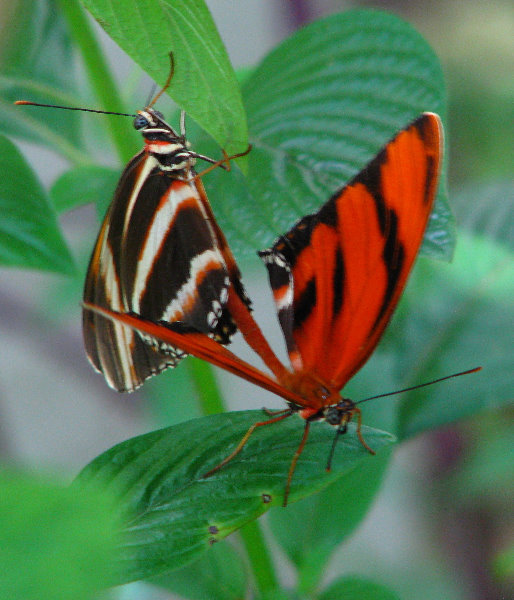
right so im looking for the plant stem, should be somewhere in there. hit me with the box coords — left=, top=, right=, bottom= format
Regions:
left=187, top=358, right=226, bottom=416
left=240, top=520, right=279, bottom=596
left=187, top=357, right=279, bottom=594
left=56, top=1, right=137, bottom=164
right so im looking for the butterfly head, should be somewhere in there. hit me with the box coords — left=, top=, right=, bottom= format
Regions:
left=134, top=108, right=194, bottom=171
left=133, top=108, right=166, bottom=130
left=134, top=108, right=181, bottom=138
left=323, top=397, right=357, bottom=428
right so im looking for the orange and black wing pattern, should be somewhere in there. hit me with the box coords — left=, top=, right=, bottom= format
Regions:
left=259, top=113, right=442, bottom=391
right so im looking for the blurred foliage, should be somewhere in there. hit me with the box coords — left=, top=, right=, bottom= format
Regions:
left=0, top=1, right=511, bottom=599
left=0, top=469, right=121, bottom=600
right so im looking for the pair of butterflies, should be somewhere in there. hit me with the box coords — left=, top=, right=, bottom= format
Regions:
left=81, top=90, right=442, bottom=504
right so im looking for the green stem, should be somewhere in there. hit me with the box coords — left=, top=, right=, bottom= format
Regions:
left=240, top=520, right=279, bottom=596
left=186, top=358, right=279, bottom=594
left=57, top=1, right=137, bottom=163
left=187, top=358, right=226, bottom=416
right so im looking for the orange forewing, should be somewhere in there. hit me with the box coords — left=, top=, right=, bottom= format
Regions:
left=262, top=113, right=442, bottom=391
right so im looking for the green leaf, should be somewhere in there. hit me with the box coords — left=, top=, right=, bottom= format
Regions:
left=81, top=0, right=248, bottom=154
left=319, top=576, right=400, bottom=600
left=0, top=135, right=75, bottom=273
left=205, top=9, right=450, bottom=260
left=269, top=452, right=391, bottom=593
left=0, top=469, right=120, bottom=600
left=396, top=231, right=513, bottom=439
left=0, top=0, right=83, bottom=151
left=77, top=411, right=394, bottom=583
left=152, top=541, right=246, bottom=600
left=50, top=164, right=119, bottom=215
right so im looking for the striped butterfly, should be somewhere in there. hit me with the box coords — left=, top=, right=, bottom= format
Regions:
left=16, top=58, right=251, bottom=393
left=82, top=103, right=250, bottom=392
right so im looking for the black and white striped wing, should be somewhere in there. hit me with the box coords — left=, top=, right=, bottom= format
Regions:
left=83, top=152, right=238, bottom=392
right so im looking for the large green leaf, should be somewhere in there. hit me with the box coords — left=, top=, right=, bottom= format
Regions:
left=0, top=135, right=74, bottom=273
left=269, top=451, right=391, bottom=593
left=0, top=470, right=120, bottom=600
left=81, top=0, right=247, bottom=154
left=77, top=411, right=394, bottom=583
left=204, top=9, right=450, bottom=260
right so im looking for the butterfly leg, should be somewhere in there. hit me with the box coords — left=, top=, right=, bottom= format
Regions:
left=203, top=409, right=294, bottom=479
left=262, top=407, right=292, bottom=417
left=192, top=144, right=252, bottom=177
left=325, top=423, right=347, bottom=472
left=354, top=408, right=375, bottom=455
left=283, top=420, right=311, bottom=507
left=325, top=407, right=375, bottom=472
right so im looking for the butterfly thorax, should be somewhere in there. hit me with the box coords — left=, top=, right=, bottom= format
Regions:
left=281, top=369, right=340, bottom=409
left=280, top=369, right=359, bottom=428
left=135, top=109, right=195, bottom=173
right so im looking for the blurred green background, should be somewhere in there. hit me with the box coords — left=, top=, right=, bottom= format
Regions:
left=0, top=1, right=512, bottom=599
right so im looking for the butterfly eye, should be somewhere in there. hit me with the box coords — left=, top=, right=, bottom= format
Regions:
left=336, top=398, right=354, bottom=412
left=133, top=114, right=149, bottom=130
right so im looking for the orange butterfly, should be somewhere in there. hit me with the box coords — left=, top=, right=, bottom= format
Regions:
left=85, top=112, right=443, bottom=505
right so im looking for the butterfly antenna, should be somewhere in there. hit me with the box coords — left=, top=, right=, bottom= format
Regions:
left=147, top=52, right=175, bottom=108
left=355, top=367, right=482, bottom=405
left=17, top=52, right=177, bottom=116
left=14, top=100, right=135, bottom=117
